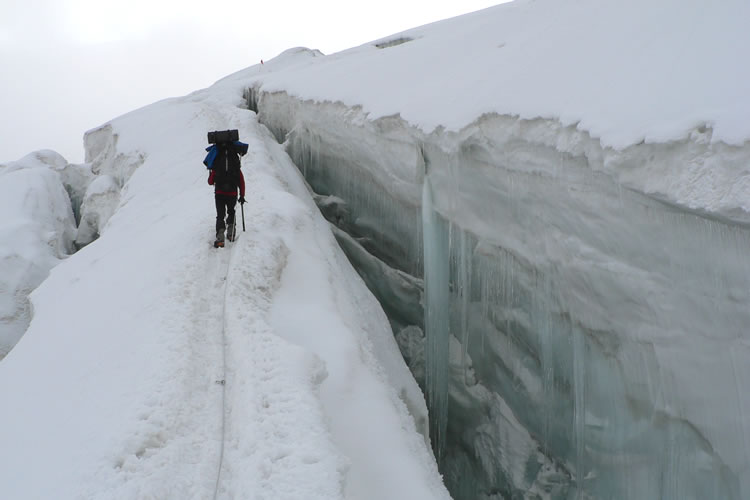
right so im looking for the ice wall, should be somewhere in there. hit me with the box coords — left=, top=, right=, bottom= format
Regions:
left=254, top=89, right=750, bottom=500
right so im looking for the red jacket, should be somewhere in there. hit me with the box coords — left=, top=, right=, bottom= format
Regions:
left=208, top=169, right=245, bottom=197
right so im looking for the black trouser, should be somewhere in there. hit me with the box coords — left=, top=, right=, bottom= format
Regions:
left=215, top=194, right=237, bottom=231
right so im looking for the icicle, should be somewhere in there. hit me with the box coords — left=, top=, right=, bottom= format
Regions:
left=572, top=325, right=586, bottom=500
left=422, top=175, right=450, bottom=462
left=535, top=276, right=555, bottom=454
left=458, top=229, right=471, bottom=384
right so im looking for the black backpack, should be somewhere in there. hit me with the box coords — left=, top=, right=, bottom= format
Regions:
left=212, top=143, right=243, bottom=193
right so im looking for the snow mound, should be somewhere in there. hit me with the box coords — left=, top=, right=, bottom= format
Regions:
left=0, top=156, right=76, bottom=358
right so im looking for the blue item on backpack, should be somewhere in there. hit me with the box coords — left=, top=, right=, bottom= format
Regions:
left=203, top=141, right=249, bottom=169
left=203, top=145, right=218, bottom=168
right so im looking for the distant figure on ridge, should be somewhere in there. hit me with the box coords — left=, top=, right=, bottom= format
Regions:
left=204, top=129, right=248, bottom=248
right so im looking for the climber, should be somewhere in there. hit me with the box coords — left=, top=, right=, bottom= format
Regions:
left=204, top=129, right=248, bottom=247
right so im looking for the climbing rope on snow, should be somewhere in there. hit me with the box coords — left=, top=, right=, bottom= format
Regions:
left=212, top=246, right=234, bottom=500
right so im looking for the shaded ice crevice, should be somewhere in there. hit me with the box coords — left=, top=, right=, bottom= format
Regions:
left=251, top=88, right=750, bottom=500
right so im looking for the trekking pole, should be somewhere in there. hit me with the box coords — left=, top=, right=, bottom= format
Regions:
left=241, top=201, right=246, bottom=231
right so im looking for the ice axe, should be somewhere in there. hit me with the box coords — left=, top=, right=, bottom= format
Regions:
left=241, top=200, right=246, bottom=232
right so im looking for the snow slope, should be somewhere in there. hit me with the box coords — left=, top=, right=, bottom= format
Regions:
left=0, top=68, right=449, bottom=499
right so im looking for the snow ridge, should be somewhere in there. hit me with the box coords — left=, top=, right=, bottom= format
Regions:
left=0, top=77, right=449, bottom=500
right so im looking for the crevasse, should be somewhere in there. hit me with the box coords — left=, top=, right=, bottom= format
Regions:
left=251, top=88, right=750, bottom=500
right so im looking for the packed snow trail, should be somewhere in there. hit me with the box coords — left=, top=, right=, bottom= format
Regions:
left=0, top=83, right=449, bottom=499
left=206, top=149, right=346, bottom=500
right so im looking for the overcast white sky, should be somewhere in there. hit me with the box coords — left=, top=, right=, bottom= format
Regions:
left=0, top=1, right=502, bottom=163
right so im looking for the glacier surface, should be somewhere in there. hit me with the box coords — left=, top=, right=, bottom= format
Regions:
left=2, top=1, right=749, bottom=498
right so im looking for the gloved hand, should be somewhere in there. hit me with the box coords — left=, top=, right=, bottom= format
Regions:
left=239, top=196, right=246, bottom=205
